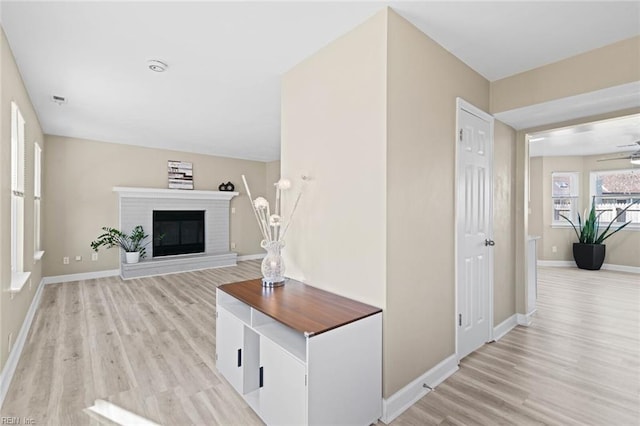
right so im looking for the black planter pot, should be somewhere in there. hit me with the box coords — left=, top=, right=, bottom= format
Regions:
left=572, top=243, right=606, bottom=270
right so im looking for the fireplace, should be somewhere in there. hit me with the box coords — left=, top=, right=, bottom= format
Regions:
left=153, top=210, right=205, bottom=257
left=114, top=186, right=237, bottom=279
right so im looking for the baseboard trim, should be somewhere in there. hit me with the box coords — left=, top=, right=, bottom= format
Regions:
left=0, top=278, right=45, bottom=409
left=237, top=254, right=265, bottom=261
left=601, top=264, right=640, bottom=274
left=537, top=260, right=574, bottom=267
left=493, top=314, right=518, bottom=341
left=517, top=311, right=536, bottom=327
left=43, top=269, right=120, bottom=285
left=537, top=260, right=640, bottom=274
left=380, top=354, right=458, bottom=424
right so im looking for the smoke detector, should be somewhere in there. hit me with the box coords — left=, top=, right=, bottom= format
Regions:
left=50, top=95, right=67, bottom=105
left=148, top=60, right=168, bottom=72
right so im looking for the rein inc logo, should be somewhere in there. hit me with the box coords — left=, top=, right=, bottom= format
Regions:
left=1, top=418, right=35, bottom=425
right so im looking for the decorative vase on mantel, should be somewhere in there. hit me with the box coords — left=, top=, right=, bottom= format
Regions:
left=261, top=240, right=285, bottom=287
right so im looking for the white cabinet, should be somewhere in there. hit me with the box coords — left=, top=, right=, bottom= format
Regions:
left=258, top=336, right=306, bottom=426
left=215, top=307, right=245, bottom=393
left=216, top=279, right=382, bottom=426
left=215, top=306, right=259, bottom=395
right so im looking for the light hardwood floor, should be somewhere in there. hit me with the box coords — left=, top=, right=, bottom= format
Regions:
left=392, top=266, right=640, bottom=426
left=2, top=264, right=639, bottom=425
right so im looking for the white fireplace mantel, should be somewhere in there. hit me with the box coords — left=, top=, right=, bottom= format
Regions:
left=113, top=186, right=239, bottom=201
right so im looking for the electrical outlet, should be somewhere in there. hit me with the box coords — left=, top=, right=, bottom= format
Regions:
left=8, top=333, right=13, bottom=354
left=91, top=253, right=98, bottom=261
left=75, top=255, right=82, bottom=261
left=231, top=242, right=236, bottom=249
left=231, top=207, right=236, bottom=214
left=63, top=257, right=69, bottom=264
left=552, top=246, right=557, bottom=253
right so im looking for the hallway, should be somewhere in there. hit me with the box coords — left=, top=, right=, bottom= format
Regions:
left=394, top=266, right=639, bottom=425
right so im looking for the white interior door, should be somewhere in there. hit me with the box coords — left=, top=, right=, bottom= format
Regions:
left=456, top=99, right=494, bottom=361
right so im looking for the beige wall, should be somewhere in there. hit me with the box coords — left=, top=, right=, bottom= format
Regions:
left=264, top=160, right=281, bottom=209
left=385, top=9, right=491, bottom=396
left=282, top=8, right=516, bottom=398
left=43, top=135, right=268, bottom=276
left=281, top=8, right=388, bottom=309
left=530, top=154, right=640, bottom=267
left=491, top=36, right=640, bottom=114
left=0, top=28, right=45, bottom=370
left=492, top=122, right=517, bottom=324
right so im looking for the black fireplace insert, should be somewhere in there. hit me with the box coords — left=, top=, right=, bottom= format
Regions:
left=153, top=210, right=205, bottom=256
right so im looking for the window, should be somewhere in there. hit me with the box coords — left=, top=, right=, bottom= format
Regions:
left=34, top=142, right=43, bottom=259
left=10, top=102, right=29, bottom=291
left=552, top=172, right=579, bottom=224
left=590, top=169, right=640, bottom=228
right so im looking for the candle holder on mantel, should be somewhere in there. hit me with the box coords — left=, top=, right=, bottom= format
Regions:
left=242, top=174, right=304, bottom=288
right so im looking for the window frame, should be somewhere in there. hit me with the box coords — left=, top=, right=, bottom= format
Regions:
left=589, top=168, right=640, bottom=231
left=34, top=141, right=44, bottom=260
left=551, top=171, right=580, bottom=227
left=10, top=101, right=30, bottom=292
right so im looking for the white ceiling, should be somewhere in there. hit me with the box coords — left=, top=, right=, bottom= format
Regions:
left=2, top=1, right=639, bottom=161
left=529, top=113, right=640, bottom=158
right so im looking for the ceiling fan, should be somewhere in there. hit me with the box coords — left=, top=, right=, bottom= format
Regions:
left=597, top=141, right=640, bottom=165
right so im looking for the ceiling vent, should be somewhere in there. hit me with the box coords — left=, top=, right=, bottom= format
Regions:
left=50, top=95, right=67, bottom=105
left=148, top=60, right=168, bottom=72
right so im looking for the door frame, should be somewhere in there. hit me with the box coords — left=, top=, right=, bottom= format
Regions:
left=454, top=97, right=495, bottom=362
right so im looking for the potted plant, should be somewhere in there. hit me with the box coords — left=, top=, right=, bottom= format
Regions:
left=90, top=225, right=150, bottom=264
left=560, top=197, right=639, bottom=270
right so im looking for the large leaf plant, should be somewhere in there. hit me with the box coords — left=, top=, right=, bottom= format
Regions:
left=90, top=225, right=151, bottom=258
left=560, top=196, right=639, bottom=244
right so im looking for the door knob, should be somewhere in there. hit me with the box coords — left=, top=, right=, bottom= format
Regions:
left=485, top=239, right=495, bottom=246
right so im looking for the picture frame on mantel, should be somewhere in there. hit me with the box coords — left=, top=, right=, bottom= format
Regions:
left=168, top=160, right=193, bottom=190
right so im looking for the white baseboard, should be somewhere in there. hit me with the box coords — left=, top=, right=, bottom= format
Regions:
left=601, top=264, right=640, bottom=274
left=493, top=314, right=518, bottom=341
left=537, top=260, right=640, bottom=274
left=237, top=254, right=265, bottom=261
left=517, top=310, right=536, bottom=327
left=43, top=269, right=120, bottom=285
left=537, top=260, right=574, bottom=267
left=380, top=354, right=458, bottom=424
left=0, top=278, right=45, bottom=409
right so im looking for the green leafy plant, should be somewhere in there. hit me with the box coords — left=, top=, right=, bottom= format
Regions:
left=560, top=196, right=639, bottom=244
left=90, top=225, right=151, bottom=258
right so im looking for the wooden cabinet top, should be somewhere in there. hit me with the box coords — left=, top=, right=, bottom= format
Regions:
left=218, top=279, right=382, bottom=336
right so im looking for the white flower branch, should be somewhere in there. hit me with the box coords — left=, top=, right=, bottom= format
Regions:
left=242, top=174, right=303, bottom=244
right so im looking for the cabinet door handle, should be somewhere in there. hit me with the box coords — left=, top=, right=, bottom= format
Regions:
left=237, top=349, right=242, bottom=367
left=259, top=366, right=264, bottom=388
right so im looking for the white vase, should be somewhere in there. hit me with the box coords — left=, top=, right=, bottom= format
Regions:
left=125, top=251, right=140, bottom=264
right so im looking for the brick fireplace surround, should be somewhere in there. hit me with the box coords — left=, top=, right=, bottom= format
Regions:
left=113, top=187, right=238, bottom=279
